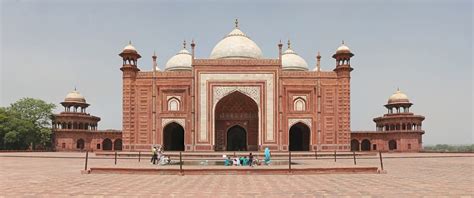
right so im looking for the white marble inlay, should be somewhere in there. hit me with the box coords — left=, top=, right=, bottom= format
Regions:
left=198, top=73, right=275, bottom=143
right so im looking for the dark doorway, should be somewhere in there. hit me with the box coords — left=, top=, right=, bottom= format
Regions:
left=389, top=140, right=397, bottom=150
left=351, top=139, right=360, bottom=151
left=76, top=139, right=85, bottom=150
left=289, top=122, right=310, bottom=151
left=114, top=139, right=123, bottom=151
left=226, top=125, right=247, bottom=151
left=163, top=122, right=185, bottom=151
left=361, top=139, right=371, bottom=151
left=102, top=138, right=112, bottom=150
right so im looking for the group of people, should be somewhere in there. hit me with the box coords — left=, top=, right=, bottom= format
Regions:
left=224, top=148, right=272, bottom=167
left=150, top=146, right=170, bottom=165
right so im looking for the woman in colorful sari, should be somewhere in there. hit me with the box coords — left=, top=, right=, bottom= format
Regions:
left=264, top=147, right=271, bottom=165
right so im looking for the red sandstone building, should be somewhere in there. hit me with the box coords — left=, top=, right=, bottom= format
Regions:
left=52, top=90, right=122, bottom=151
left=120, top=21, right=353, bottom=152
left=351, top=89, right=425, bottom=152
left=52, top=20, right=425, bottom=152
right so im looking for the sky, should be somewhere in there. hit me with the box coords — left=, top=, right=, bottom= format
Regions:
left=1, top=0, right=472, bottom=145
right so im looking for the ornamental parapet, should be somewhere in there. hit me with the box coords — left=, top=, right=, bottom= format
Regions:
left=193, top=59, right=280, bottom=66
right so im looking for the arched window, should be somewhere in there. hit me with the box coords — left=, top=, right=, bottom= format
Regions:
left=294, top=98, right=306, bottom=111
left=168, top=98, right=180, bottom=111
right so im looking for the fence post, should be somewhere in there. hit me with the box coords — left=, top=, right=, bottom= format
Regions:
left=115, top=151, right=117, bottom=165
left=138, top=151, right=141, bottom=162
left=180, top=152, right=183, bottom=175
left=334, top=150, right=337, bottom=162
left=288, top=150, right=292, bottom=173
left=353, top=151, right=356, bottom=165
left=379, top=151, right=384, bottom=171
left=84, top=150, right=89, bottom=171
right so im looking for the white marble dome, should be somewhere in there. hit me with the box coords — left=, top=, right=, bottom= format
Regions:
left=122, top=41, right=138, bottom=53
left=282, top=47, right=308, bottom=71
left=336, top=42, right=351, bottom=54
left=388, top=89, right=410, bottom=104
left=64, top=90, right=86, bottom=103
left=165, top=48, right=192, bottom=71
left=210, top=28, right=263, bottom=59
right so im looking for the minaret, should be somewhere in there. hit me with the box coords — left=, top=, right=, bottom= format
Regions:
left=315, top=51, right=321, bottom=71
left=119, top=41, right=141, bottom=151
left=332, top=41, right=354, bottom=151
left=152, top=51, right=157, bottom=146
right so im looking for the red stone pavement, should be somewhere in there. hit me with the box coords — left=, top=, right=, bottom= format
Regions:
left=0, top=152, right=473, bottom=197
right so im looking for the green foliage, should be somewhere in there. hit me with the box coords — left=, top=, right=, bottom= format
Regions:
left=0, top=98, right=55, bottom=150
left=423, top=144, right=474, bottom=153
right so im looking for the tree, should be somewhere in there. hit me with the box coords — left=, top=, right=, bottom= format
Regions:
left=0, top=98, right=55, bottom=150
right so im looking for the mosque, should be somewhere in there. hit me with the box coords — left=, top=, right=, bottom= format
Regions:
left=52, top=20, right=425, bottom=152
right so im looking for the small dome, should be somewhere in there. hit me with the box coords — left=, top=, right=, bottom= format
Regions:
left=336, top=42, right=351, bottom=54
left=165, top=48, right=192, bottom=71
left=65, top=89, right=86, bottom=103
left=388, top=89, right=410, bottom=104
left=122, top=41, right=138, bottom=53
left=210, top=26, right=263, bottom=59
left=282, top=48, right=308, bottom=71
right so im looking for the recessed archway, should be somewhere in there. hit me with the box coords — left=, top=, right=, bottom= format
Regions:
left=163, top=122, right=185, bottom=151
left=114, top=139, right=123, bottom=151
left=361, top=139, right=371, bottom=151
left=226, top=125, right=247, bottom=151
left=102, top=138, right=112, bottom=151
left=289, top=122, right=310, bottom=151
left=351, top=139, right=360, bottom=151
left=214, top=91, right=258, bottom=151
left=389, top=140, right=397, bottom=150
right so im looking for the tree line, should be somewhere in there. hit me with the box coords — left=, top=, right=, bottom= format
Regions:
left=0, top=98, right=55, bottom=150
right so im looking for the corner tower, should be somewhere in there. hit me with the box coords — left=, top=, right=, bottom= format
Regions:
left=332, top=41, right=354, bottom=150
left=119, top=41, right=141, bottom=151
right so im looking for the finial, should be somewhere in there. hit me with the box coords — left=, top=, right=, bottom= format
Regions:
left=317, top=51, right=321, bottom=57
left=342, top=40, right=345, bottom=45
left=183, top=40, right=187, bottom=49
left=153, top=50, right=156, bottom=57
left=287, top=39, right=291, bottom=49
left=74, top=86, right=77, bottom=91
left=191, top=39, right=195, bottom=45
left=129, top=40, right=132, bottom=45
left=279, top=40, right=282, bottom=44
left=235, top=18, right=239, bottom=28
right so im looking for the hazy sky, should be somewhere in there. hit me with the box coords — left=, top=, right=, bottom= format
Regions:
left=1, top=0, right=472, bottom=144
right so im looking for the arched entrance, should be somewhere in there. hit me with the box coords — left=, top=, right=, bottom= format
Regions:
left=76, top=139, right=85, bottom=150
left=351, top=139, right=360, bottom=151
left=361, top=139, right=371, bottom=151
left=114, top=139, right=122, bottom=151
left=163, top=122, right=185, bottom=151
left=289, top=122, right=310, bottom=151
left=227, top=125, right=247, bottom=151
left=389, top=140, right=397, bottom=150
left=215, top=91, right=258, bottom=151
left=102, top=138, right=112, bottom=150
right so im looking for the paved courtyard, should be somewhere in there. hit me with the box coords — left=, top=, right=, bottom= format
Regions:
left=0, top=152, right=473, bottom=197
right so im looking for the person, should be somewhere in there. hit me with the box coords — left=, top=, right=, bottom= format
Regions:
left=233, top=157, right=240, bottom=166
left=150, top=146, right=158, bottom=165
left=224, top=156, right=231, bottom=166
left=242, top=156, right=249, bottom=166
left=239, top=156, right=245, bottom=166
left=264, top=147, right=271, bottom=165
left=248, top=153, right=254, bottom=167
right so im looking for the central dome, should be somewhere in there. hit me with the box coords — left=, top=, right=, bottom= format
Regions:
left=210, top=26, right=263, bottom=59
